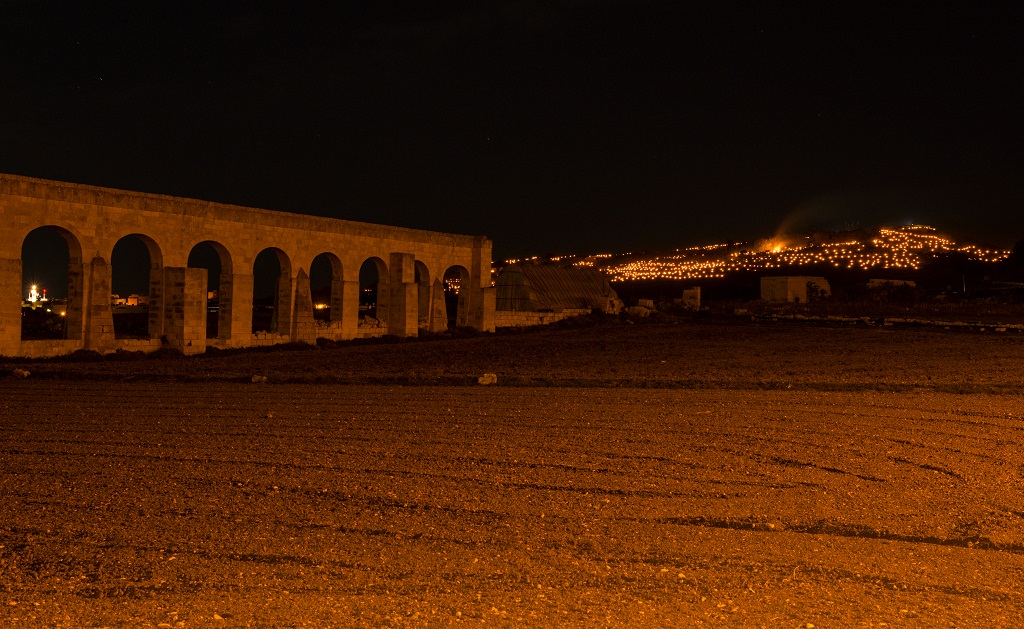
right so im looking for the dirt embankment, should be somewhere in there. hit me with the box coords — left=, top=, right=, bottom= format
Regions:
left=4, top=318, right=1024, bottom=394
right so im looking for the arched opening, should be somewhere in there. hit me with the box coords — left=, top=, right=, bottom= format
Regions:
left=310, top=253, right=342, bottom=324
left=443, top=265, right=470, bottom=330
left=252, top=248, right=292, bottom=334
left=188, top=241, right=229, bottom=339
left=414, top=261, right=431, bottom=330
left=359, top=257, right=388, bottom=329
left=20, top=226, right=82, bottom=340
left=111, top=234, right=162, bottom=339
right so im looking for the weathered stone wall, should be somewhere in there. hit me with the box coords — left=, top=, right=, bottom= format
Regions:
left=493, top=308, right=591, bottom=328
left=0, top=258, right=21, bottom=351
left=18, top=339, right=85, bottom=359
left=162, top=267, right=208, bottom=356
left=0, top=174, right=495, bottom=357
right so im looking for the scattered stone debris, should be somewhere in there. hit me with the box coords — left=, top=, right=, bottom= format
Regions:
left=625, top=306, right=652, bottom=317
left=358, top=316, right=385, bottom=329
left=251, top=375, right=268, bottom=384
left=12, top=369, right=30, bottom=379
left=477, top=373, right=498, bottom=385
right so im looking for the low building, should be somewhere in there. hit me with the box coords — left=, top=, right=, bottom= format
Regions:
left=494, top=264, right=622, bottom=327
left=674, top=287, right=701, bottom=310
left=760, top=276, right=831, bottom=303
left=112, top=294, right=151, bottom=307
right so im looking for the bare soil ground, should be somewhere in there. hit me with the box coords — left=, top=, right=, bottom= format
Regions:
left=2, top=320, right=1024, bottom=627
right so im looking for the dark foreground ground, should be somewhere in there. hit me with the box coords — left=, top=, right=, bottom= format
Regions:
left=2, top=320, right=1024, bottom=627
left=5, top=317, right=1024, bottom=393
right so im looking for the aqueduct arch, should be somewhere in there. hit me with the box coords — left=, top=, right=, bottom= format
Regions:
left=252, top=247, right=292, bottom=335
left=359, top=256, right=389, bottom=326
left=110, top=233, right=163, bottom=339
left=20, top=225, right=84, bottom=343
left=0, top=174, right=494, bottom=358
left=188, top=240, right=235, bottom=341
left=309, top=252, right=343, bottom=329
left=443, top=265, right=472, bottom=329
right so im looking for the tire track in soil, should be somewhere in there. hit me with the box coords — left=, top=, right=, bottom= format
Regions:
left=644, top=516, right=1024, bottom=554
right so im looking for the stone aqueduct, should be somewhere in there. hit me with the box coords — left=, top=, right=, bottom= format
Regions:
left=0, top=174, right=495, bottom=358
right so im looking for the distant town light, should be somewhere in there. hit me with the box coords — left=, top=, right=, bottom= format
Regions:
left=592, top=225, right=1009, bottom=282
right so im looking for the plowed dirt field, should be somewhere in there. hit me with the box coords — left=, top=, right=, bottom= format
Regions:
left=2, top=320, right=1024, bottom=627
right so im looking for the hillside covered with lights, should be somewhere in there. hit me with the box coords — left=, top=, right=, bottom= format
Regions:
left=567, top=225, right=1010, bottom=282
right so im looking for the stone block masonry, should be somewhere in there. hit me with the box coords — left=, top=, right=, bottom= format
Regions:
left=162, top=267, right=208, bottom=356
left=493, top=308, right=590, bottom=328
left=0, top=174, right=495, bottom=357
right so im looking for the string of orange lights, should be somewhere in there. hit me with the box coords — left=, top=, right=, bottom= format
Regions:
left=590, top=226, right=1009, bottom=282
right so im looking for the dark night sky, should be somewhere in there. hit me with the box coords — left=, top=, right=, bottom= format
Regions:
left=3, top=1, right=1022, bottom=261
